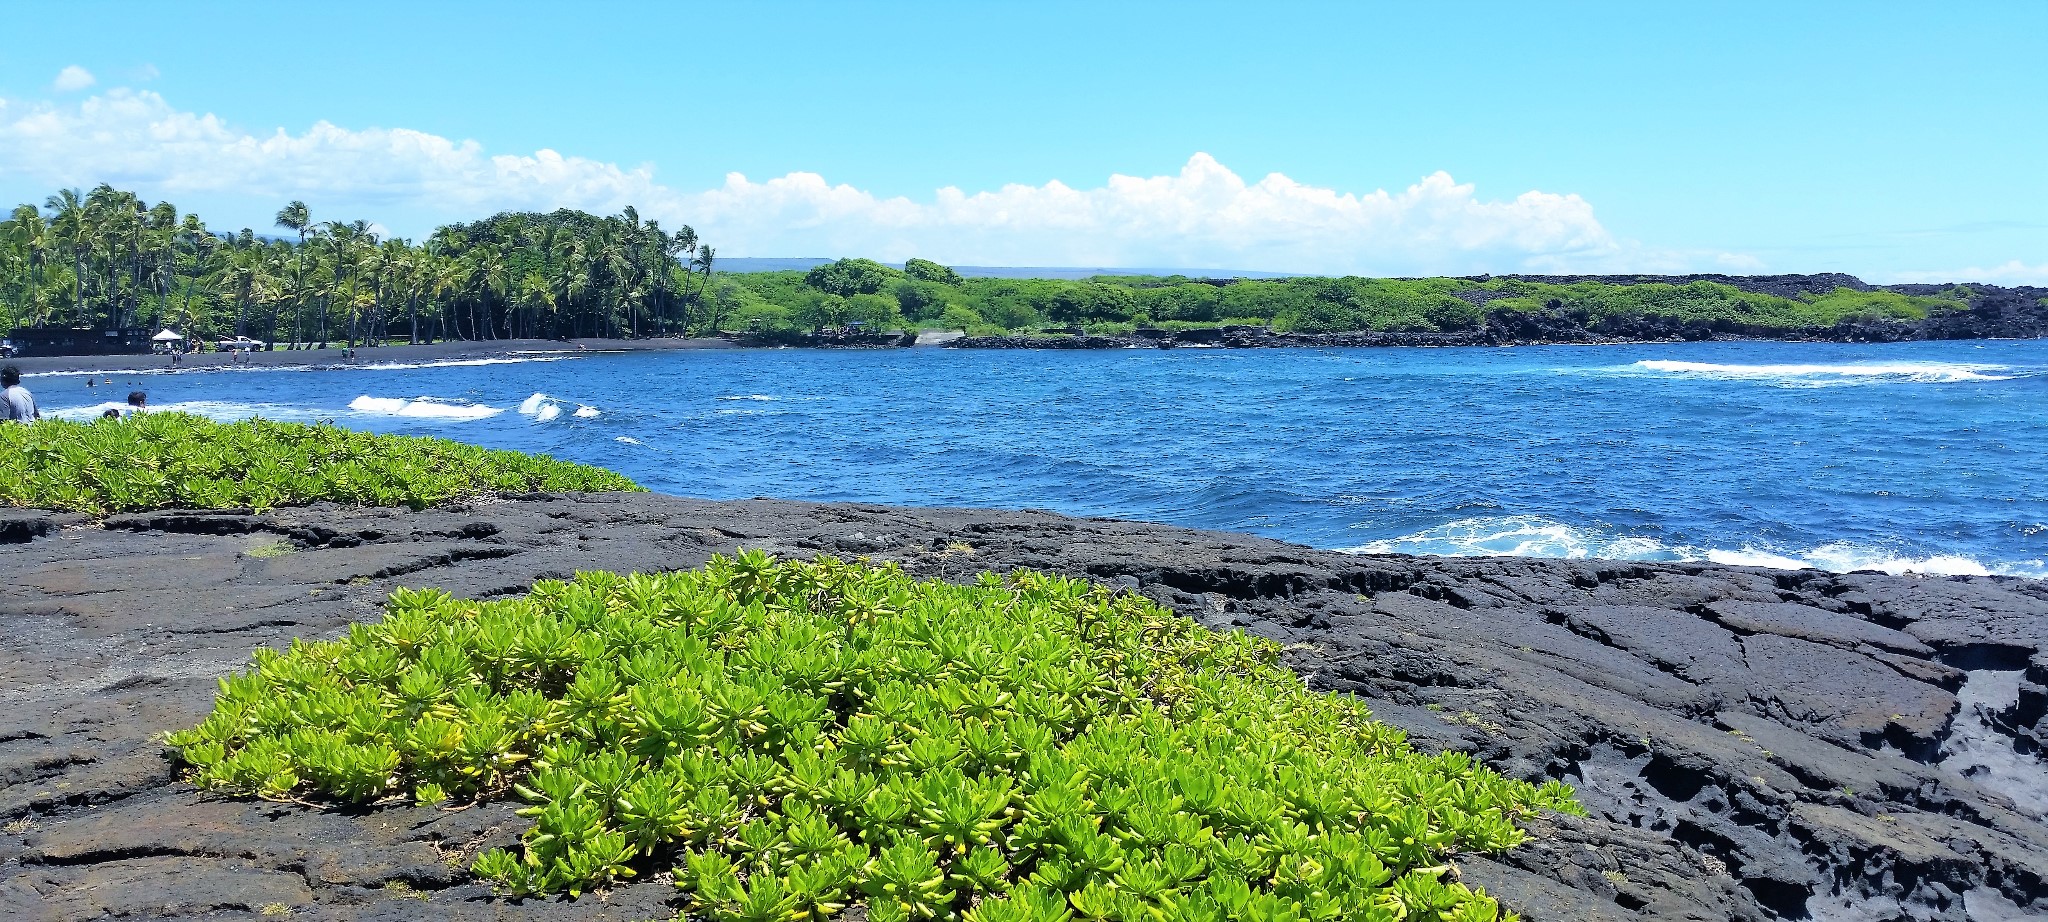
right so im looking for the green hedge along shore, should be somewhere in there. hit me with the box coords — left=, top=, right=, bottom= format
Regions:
left=0, top=412, right=640, bottom=514
left=169, top=553, right=1582, bottom=922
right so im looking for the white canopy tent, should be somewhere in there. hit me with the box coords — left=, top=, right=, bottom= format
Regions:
left=152, top=329, right=182, bottom=342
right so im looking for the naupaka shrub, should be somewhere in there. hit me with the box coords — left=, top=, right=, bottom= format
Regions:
left=0, top=412, right=639, bottom=514
left=168, top=553, right=1582, bottom=921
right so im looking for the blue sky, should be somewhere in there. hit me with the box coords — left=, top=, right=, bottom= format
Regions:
left=1, top=1, right=2044, bottom=281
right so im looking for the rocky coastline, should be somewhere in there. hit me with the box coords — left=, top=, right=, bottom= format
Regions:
left=2, top=493, right=2043, bottom=920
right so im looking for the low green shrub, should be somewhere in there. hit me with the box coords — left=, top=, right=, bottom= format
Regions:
left=169, top=554, right=1580, bottom=921
left=0, top=412, right=639, bottom=514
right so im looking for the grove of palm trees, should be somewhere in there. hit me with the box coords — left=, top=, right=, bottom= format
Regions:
left=0, top=184, right=717, bottom=350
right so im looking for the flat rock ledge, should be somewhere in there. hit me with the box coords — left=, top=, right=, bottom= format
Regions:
left=2, top=494, right=2044, bottom=922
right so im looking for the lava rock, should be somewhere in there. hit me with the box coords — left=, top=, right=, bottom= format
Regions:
left=2, top=494, right=2043, bottom=920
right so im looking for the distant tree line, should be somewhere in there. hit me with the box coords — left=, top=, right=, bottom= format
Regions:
left=714, top=258, right=1968, bottom=337
left=0, top=184, right=1972, bottom=348
left=0, top=184, right=717, bottom=346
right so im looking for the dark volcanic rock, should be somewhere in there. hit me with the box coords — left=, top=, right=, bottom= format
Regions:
left=3, top=495, right=2044, bottom=920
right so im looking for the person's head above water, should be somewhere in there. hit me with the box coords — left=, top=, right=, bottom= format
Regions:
left=127, top=391, right=147, bottom=407
left=1, top=366, right=20, bottom=387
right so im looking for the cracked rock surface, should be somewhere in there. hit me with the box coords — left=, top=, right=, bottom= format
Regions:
left=2, top=493, right=2044, bottom=921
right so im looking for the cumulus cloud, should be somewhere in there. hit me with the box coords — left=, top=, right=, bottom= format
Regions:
left=51, top=66, right=95, bottom=92
left=0, top=85, right=1674, bottom=274
left=1889, top=260, right=2048, bottom=286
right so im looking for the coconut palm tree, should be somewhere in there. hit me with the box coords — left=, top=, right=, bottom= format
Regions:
left=273, top=201, right=312, bottom=346
left=45, top=188, right=89, bottom=325
left=690, top=245, right=718, bottom=334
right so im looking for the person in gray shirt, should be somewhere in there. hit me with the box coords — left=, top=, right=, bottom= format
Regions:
left=1, top=365, right=39, bottom=422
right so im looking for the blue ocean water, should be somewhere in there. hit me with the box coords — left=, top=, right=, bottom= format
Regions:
left=33, top=339, right=2048, bottom=577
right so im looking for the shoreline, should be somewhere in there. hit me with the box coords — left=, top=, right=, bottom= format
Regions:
left=8, top=325, right=2046, bottom=377
left=2, top=336, right=739, bottom=376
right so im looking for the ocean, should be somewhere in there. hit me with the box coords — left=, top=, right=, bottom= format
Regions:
left=33, top=338, right=2048, bottom=578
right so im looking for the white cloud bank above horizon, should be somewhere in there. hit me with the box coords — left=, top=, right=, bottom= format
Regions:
left=1888, top=260, right=2048, bottom=286
left=0, top=82, right=1760, bottom=275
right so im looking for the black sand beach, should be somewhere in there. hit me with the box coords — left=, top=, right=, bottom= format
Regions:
left=3, top=337, right=739, bottom=377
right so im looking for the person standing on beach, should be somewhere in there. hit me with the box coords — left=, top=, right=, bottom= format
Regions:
left=0, top=366, right=39, bottom=422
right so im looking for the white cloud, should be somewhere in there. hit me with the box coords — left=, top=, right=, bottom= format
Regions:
left=0, top=86, right=1689, bottom=274
left=51, top=66, right=96, bottom=92
left=1889, top=260, right=2048, bottom=286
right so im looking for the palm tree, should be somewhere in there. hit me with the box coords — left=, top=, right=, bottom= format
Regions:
left=690, top=245, right=717, bottom=334
left=45, top=189, right=88, bottom=326
left=274, top=201, right=310, bottom=346
left=215, top=244, right=262, bottom=338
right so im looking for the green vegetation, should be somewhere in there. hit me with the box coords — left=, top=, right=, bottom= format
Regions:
left=1475, top=280, right=1958, bottom=328
left=720, top=260, right=1970, bottom=338
left=2, top=184, right=715, bottom=346
left=169, top=554, right=1581, bottom=921
left=4, top=183, right=1972, bottom=348
left=0, top=413, right=638, bottom=514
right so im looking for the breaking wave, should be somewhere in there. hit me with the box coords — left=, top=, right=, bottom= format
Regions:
left=1628, top=359, right=2013, bottom=385
left=347, top=395, right=503, bottom=421
left=518, top=392, right=601, bottom=422
left=354, top=356, right=575, bottom=371
left=1344, top=514, right=2044, bottom=578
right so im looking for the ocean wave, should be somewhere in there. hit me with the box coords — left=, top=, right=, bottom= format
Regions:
left=1628, top=359, right=2013, bottom=384
left=517, top=392, right=600, bottom=422
left=1344, top=514, right=2044, bottom=577
left=1347, top=514, right=1668, bottom=560
left=354, top=356, right=575, bottom=371
left=348, top=395, right=503, bottom=421
left=718, top=394, right=780, bottom=401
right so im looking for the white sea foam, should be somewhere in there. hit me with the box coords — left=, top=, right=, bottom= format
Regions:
left=349, top=356, right=575, bottom=371
left=718, top=394, right=780, bottom=401
left=1347, top=514, right=1665, bottom=560
left=518, top=392, right=599, bottom=422
left=1704, top=545, right=2009, bottom=577
left=615, top=436, right=642, bottom=445
left=1344, top=514, right=2044, bottom=578
left=347, top=395, right=502, bottom=421
left=1629, top=359, right=2013, bottom=384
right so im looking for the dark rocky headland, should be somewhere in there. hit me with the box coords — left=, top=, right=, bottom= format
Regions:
left=950, top=275, right=2048, bottom=350
left=2, top=494, right=2044, bottom=921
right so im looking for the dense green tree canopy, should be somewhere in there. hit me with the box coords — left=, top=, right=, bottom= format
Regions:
left=903, top=257, right=964, bottom=286
left=804, top=258, right=900, bottom=298
left=0, top=185, right=718, bottom=347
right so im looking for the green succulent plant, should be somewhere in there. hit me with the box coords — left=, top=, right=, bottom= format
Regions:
left=168, top=552, right=1583, bottom=920
left=0, top=412, right=639, bottom=515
